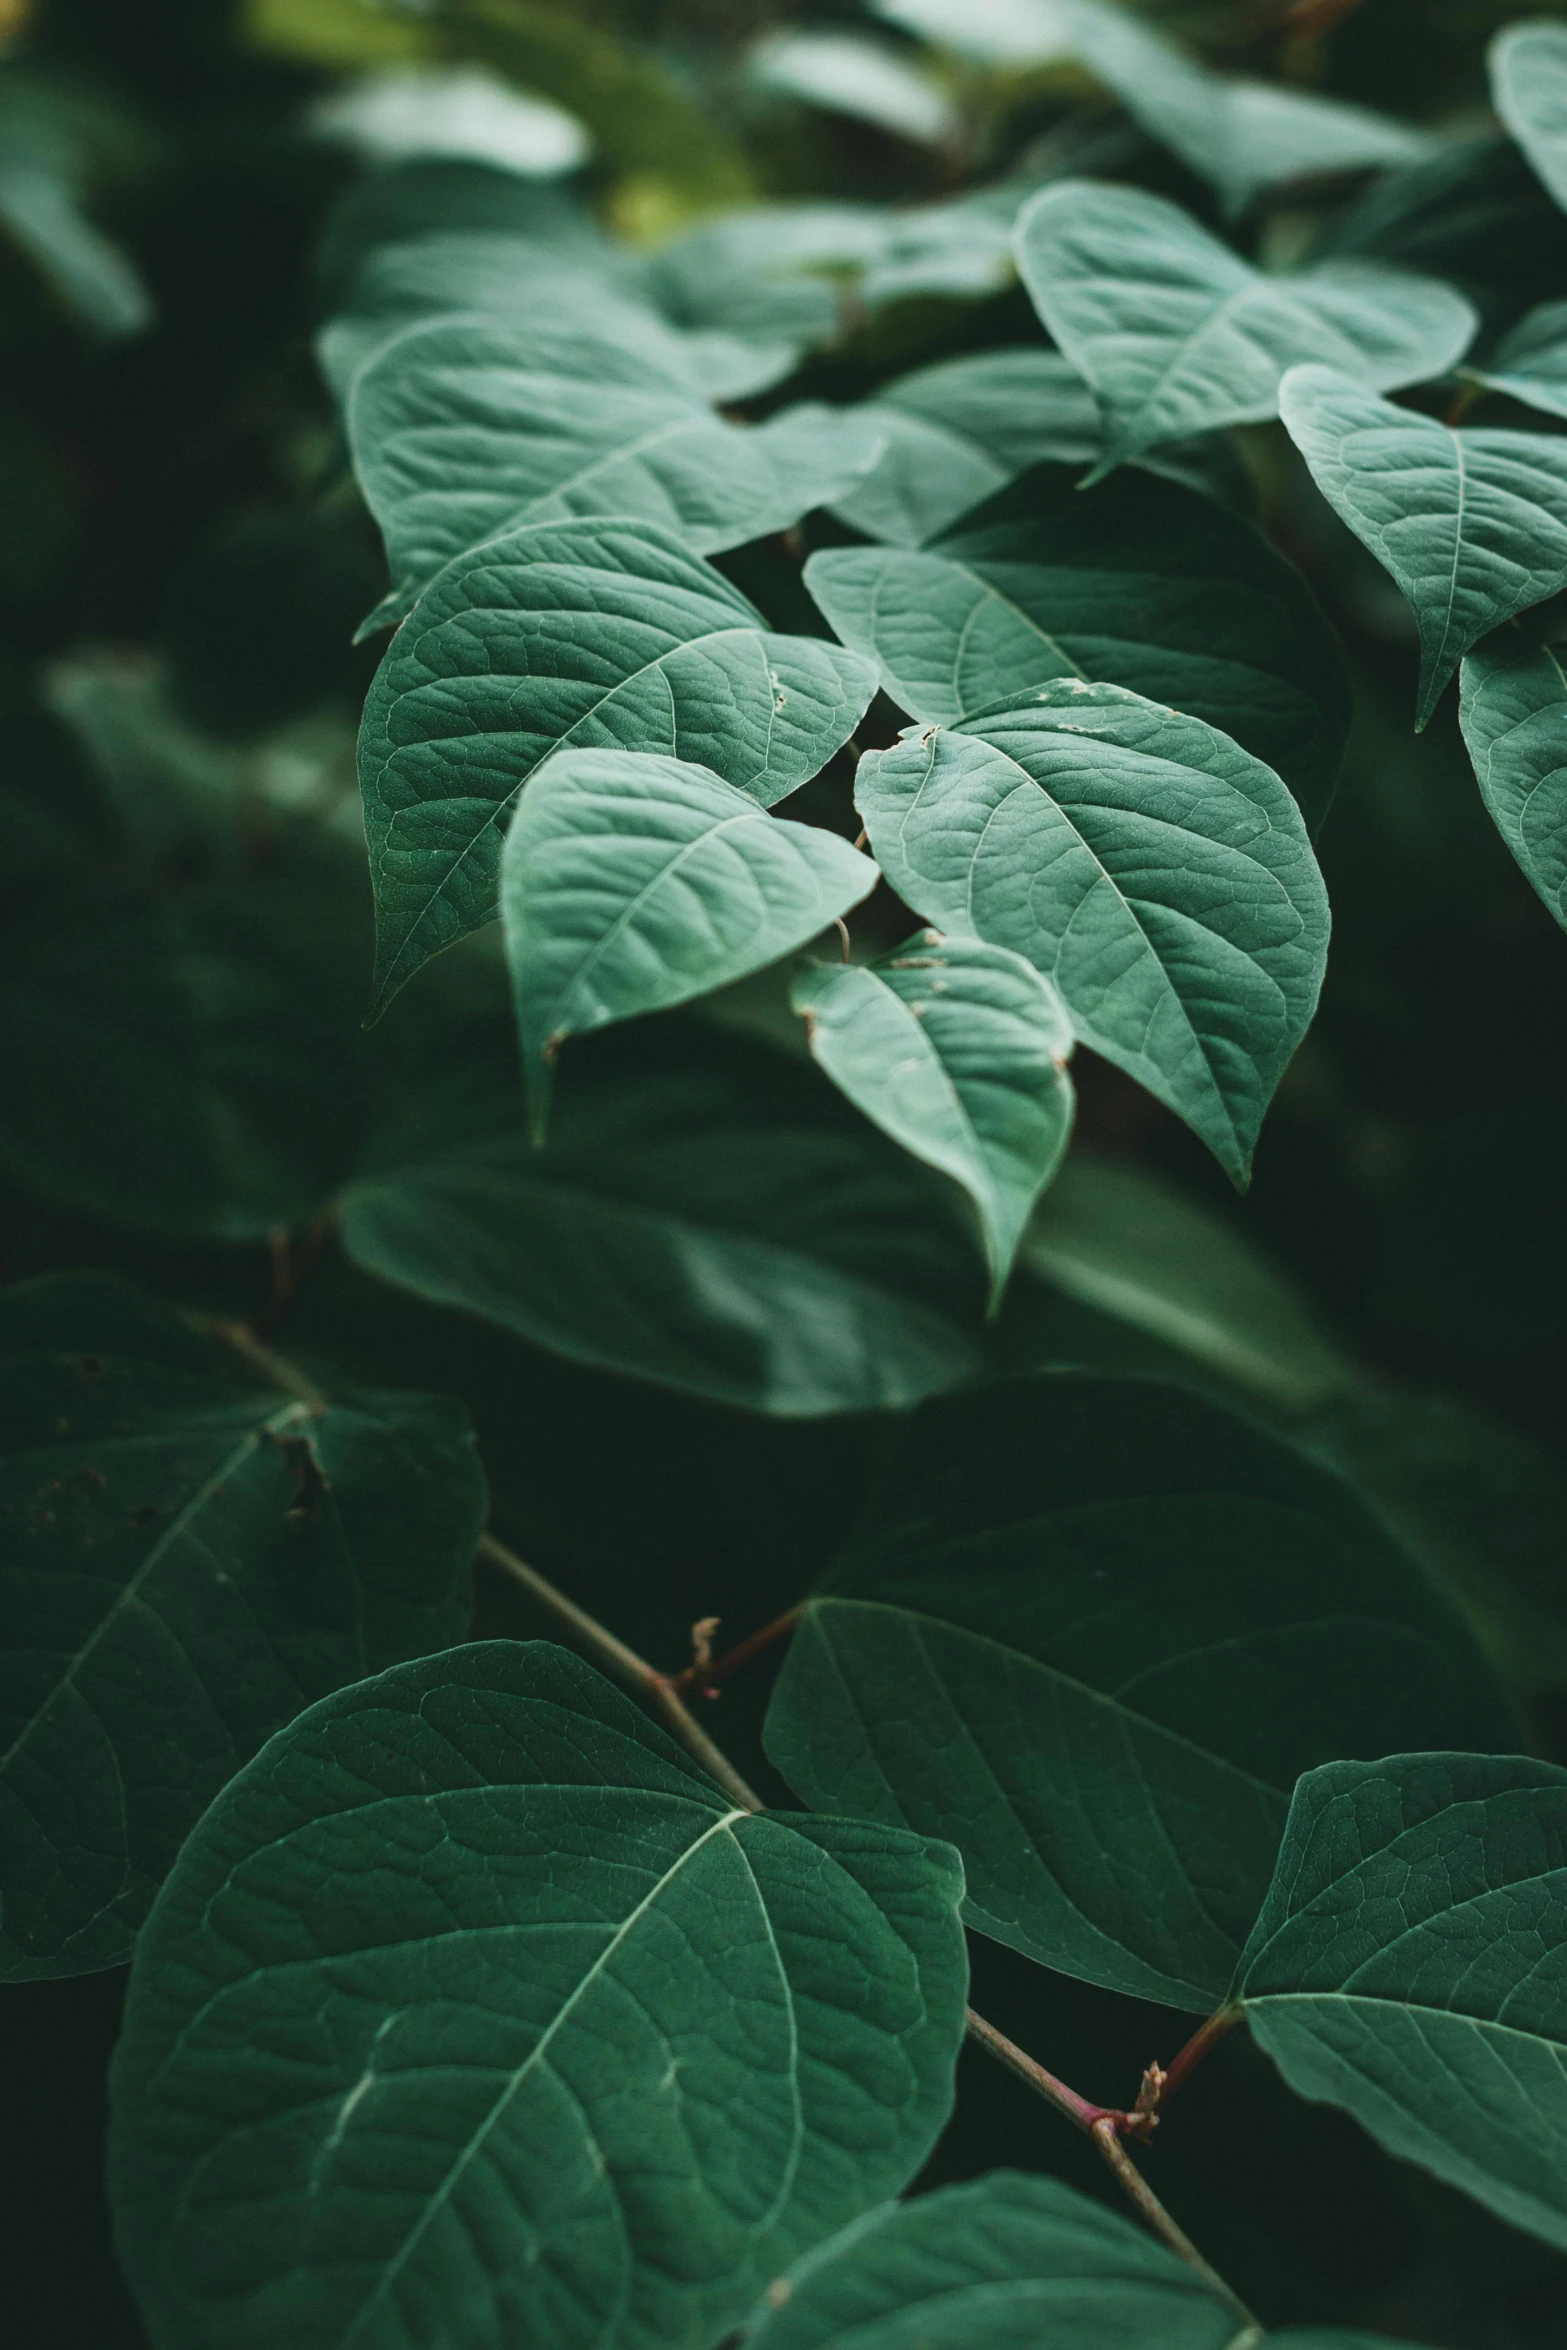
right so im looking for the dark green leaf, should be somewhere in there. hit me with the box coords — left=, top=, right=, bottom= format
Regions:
left=1281, top=364, right=1567, bottom=726
left=0, top=1274, right=482, bottom=1980
left=357, top=516, right=876, bottom=1013
left=853, top=685, right=1329, bottom=1181
left=1458, top=638, right=1567, bottom=928
left=503, top=748, right=878, bottom=1124
left=108, top=1640, right=969, bottom=2350
left=1465, top=298, right=1567, bottom=421
left=1235, top=1752, right=1567, bottom=2251
left=1015, top=181, right=1474, bottom=478
left=765, top=1371, right=1516, bottom=2009
left=348, top=315, right=880, bottom=627
left=808, top=463, right=1351, bottom=828
left=793, top=933, right=1074, bottom=1309
left=338, top=1020, right=988, bottom=1416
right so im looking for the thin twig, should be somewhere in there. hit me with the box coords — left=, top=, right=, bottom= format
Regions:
left=962, top=2007, right=1108, bottom=2131
left=1091, top=2120, right=1256, bottom=2326
left=209, top=1319, right=327, bottom=1408
left=478, top=1533, right=765, bottom=1812
left=668, top=1605, right=801, bottom=1696
left=1155, top=2004, right=1243, bottom=2113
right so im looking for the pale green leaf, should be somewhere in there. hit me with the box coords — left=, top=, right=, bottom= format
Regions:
left=1023, top=1155, right=1355, bottom=1414
left=749, top=31, right=958, bottom=146
left=792, top=933, right=1074, bottom=1308
left=339, top=1020, right=989, bottom=1415
left=809, top=461, right=1350, bottom=826
left=830, top=351, right=1100, bottom=546
left=853, top=683, right=1329, bottom=1181
left=357, top=515, right=876, bottom=1013
left=349, top=314, right=882, bottom=626
left=1491, top=18, right=1567, bottom=215
left=1458, top=638, right=1567, bottom=928
left=0, top=1274, right=483, bottom=1981
left=108, top=1640, right=969, bottom=2350
left=1280, top=362, right=1567, bottom=726
left=1015, top=180, right=1475, bottom=477
left=765, top=1371, right=1516, bottom=2009
left=502, top=748, right=878, bottom=1125
left=1235, top=1752, right=1567, bottom=2252
left=1464, top=297, right=1567, bottom=420
left=308, top=65, right=589, bottom=175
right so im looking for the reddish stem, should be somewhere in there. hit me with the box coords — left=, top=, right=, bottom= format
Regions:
left=1157, top=2004, right=1243, bottom=2112
left=668, top=1606, right=802, bottom=1697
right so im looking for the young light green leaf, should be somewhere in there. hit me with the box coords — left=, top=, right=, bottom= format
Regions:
left=792, top=933, right=1074, bottom=1309
left=830, top=351, right=1100, bottom=547
left=749, top=31, right=958, bottom=146
left=1023, top=1155, right=1356, bottom=1415
left=853, top=683, right=1330, bottom=1182
left=349, top=313, right=882, bottom=627
left=339, top=1021, right=989, bottom=1416
left=1235, top=1752, right=1567, bottom=2252
left=108, top=1640, right=970, bottom=2350
left=764, top=1372, right=1516, bottom=2010
left=307, top=64, right=591, bottom=176
left=0, top=1274, right=483, bottom=1981
left=358, top=515, right=876, bottom=1014
left=1280, top=363, right=1567, bottom=726
left=1458, top=638, right=1567, bottom=928
left=1464, top=297, right=1567, bottom=420
left=503, top=748, right=878, bottom=1126
left=809, top=461, right=1351, bottom=827
left=1015, top=180, right=1475, bottom=478
left=1491, top=18, right=1567, bottom=215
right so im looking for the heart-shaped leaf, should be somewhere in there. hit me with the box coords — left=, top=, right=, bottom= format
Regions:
left=1015, top=180, right=1475, bottom=477
left=853, top=683, right=1329, bottom=1182
left=350, top=313, right=882, bottom=627
left=1458, top=639, right=1567, bottom=930
left=1464, top=298, right=1567, bottom=420
left=1280, top=363, right=1567, bottom=726
left=792, top=933, right=1074, bottom=1309
left=741, top=2164, right=1425, bottom=2350
left=108, top=1640, right=969, bottom=2350
left=808, top=462, right=1351, bottom=828
left=0, top=1274, right=483, bottom=1981
left=831, top=351, right=1101, bottom=547
left=765, top=1372, right=1517, bottom=2009
left=339, top=1020, right=989, bottom=1416
left=503, top=748, right=878, bottom=1126
left=1235, top=1752, right=1567, bottom=2251
left=357, top=515, right=876, bottom=1014
left=1492, top=19, right=1567, bottom=215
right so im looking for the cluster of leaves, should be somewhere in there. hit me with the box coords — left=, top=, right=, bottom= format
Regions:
left=6, top=2, right=1567, bottom=2348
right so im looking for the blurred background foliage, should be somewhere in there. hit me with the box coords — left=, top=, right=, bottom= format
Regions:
left=4, top=1, right=1567, bottom=2345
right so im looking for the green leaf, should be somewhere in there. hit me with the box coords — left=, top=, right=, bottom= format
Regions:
left=741, top=2164, right=1429, bottom=2350
left=792, top=933, right=1074, bottom=1309
left=830, top=352, right=1101, bottom=547
left=808, top=461, right=1350, bottom=828
left=358, top=516, right=876, bottom=1013
left=307, top=63, right=590, bottom=177
left=1015, top=181, right=1475, bottom=478
left=0, top=857, right=381, bottom=1241
left=1023, top=1155, right=1356, bottom=1415
left=108, top=1640, right=969, bottom=2350
left=502, top=748, right=878, bottom=1127
left=750, top=31, right=958, bottom=146
left=1280, top=363, right=1567, bottom=727
left=348, top=315, right=880, bottom=628
left=1458, top=638, right=1567, bottom=929
left=1491, top=18, right=1567, bottom=215
left=765, top=1371, right=1515, bottom=2010
left=339, top=1020, right=989, bottom=1415
left=1234, top=1752, right=1567, bottom=2252
left=1313, top=133, right=1567, bottom=333
left=1464, top=297, right=1567, bottom=421
left=853, top=684, right=1330, bottom=1182
left=0, top=1274, right=483, bottom=1981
